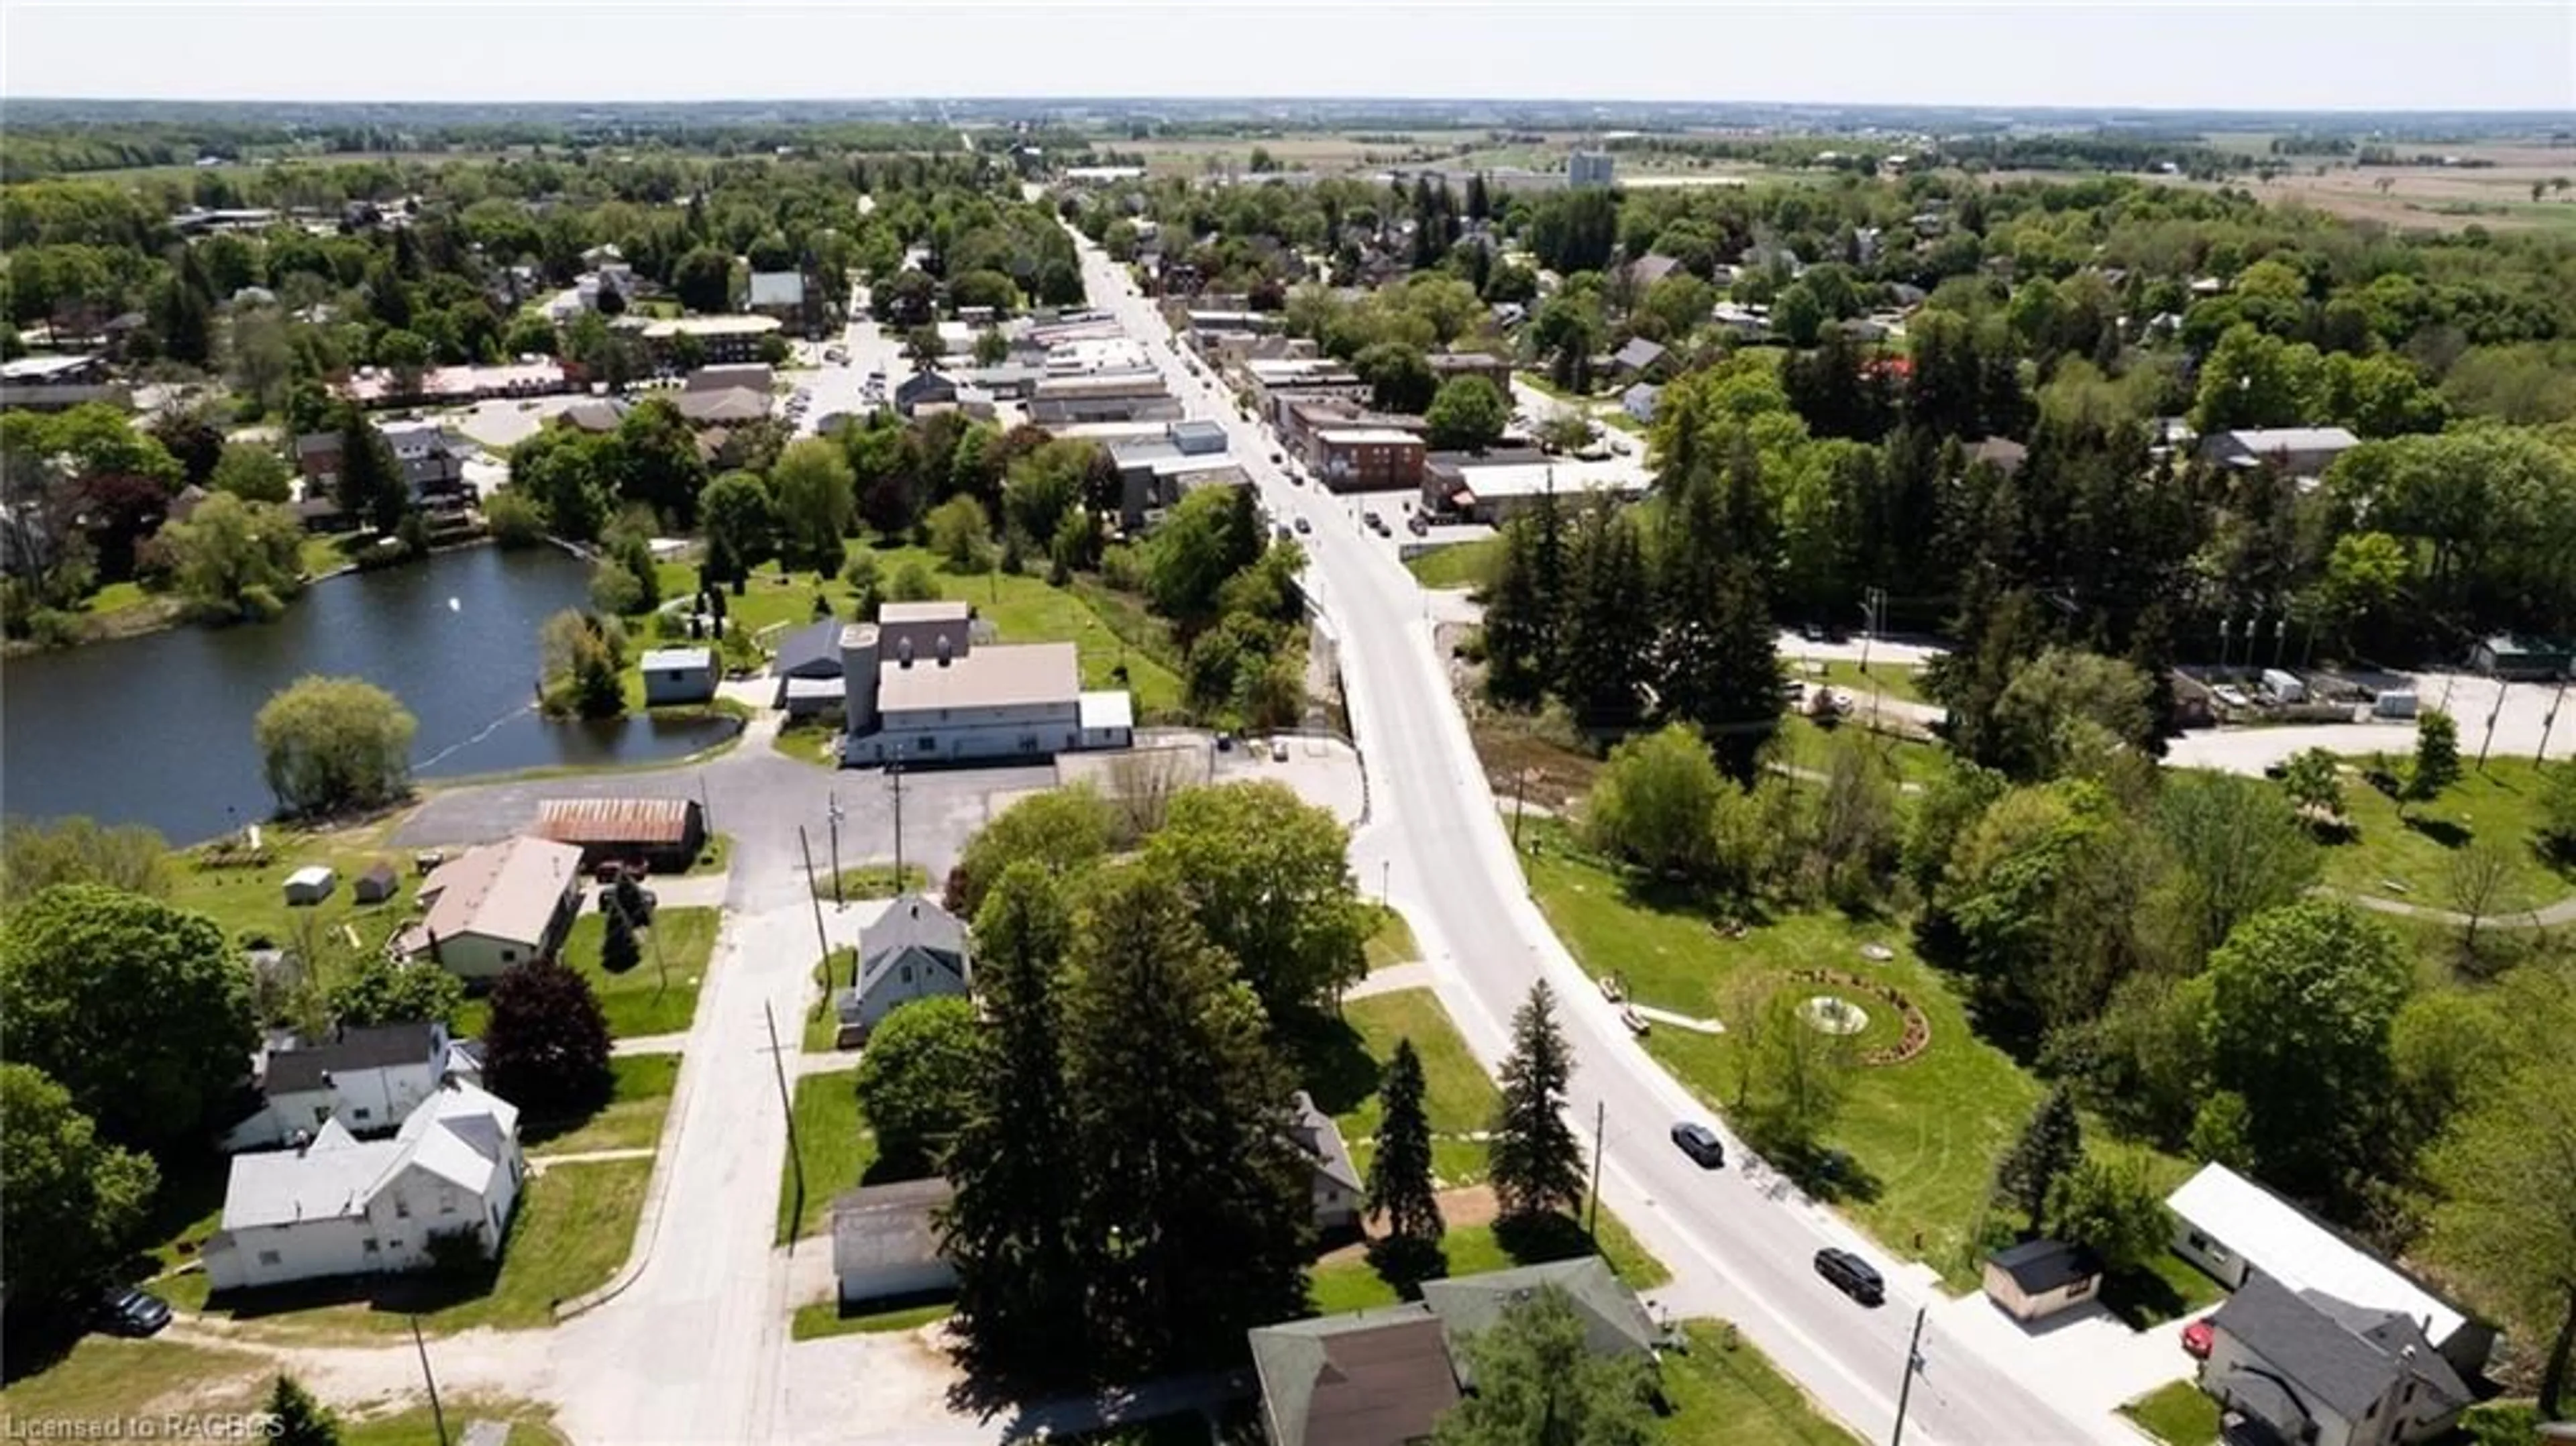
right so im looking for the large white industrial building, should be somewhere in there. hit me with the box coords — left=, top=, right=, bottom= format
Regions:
left=838, top=601, right=1134, bottom=766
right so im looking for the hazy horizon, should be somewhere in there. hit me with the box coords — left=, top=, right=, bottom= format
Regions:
left=4, top=2, right=2571, bottom=115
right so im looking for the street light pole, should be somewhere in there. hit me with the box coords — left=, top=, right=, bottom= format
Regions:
left=826, top=793, right=845, bottom=907
left=1585, top=1099, right=1607, bottom=1240
left=1888, top=1304, right=1927, bottom=1446
left=2537, top=679, right=2567, bottom=766
left=409, top=1315, right=450, bottom=1446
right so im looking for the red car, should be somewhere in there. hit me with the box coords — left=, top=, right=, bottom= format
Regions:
left=2181, top=1318, right=2215, bottom=1359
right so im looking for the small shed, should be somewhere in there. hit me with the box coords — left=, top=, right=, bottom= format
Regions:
left=351, top=861, right=400, bottom=905
left=640, top=647, right=718, bottom=706
left=1982, top=1239, right=2103, bottom=1323
left=282, top=865, right=337, bottom=906
left=832, top=1177, right=958, bottom=1309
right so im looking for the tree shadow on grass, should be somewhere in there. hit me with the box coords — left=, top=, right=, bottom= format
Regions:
left=1738, top=1127, right=1885, bottom=1209
left=1278, top=1012, right=1379, bottom=1117
left=1364, top=1235, right=1450, bottom=1301
left=201, top=1266, right=500, bottom=1324
left=2402, top=815, right=2473, bottom=850
left=2100, top=1266, right=2193, bottom=1331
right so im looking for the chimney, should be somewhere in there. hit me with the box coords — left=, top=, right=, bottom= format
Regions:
left=897, top=636, right=914, bottom=669
left=936, top=635, right=953, bottom=668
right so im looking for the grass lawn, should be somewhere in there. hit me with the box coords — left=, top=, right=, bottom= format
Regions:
left=790, top=1298, right=953, bottom=1341
left=804, top=946, right=857, bottom=1052
left=1660, top=1321, right=1863, bottom=1445
left=166, top=1157, right=650, bottom=1337
left=525, top=1052, right=680, bottom=1156
left=2121, top=1380, right=2221, bottom=1446
left=773, top=716, right=843, bottom=768
left=1366, top=905, right=1421, bottom=971
left=1405, top=535, right=1503, bottom=593
left=777, top=1066, right=877, bottom=1245
left=1307, top=1207, right=1670, bottom=1314
left=1330, top=987, right=1503, bottom=1188
left=1774, top=714, right=1949, bottom=789
left=1788, top=657, right=1927, bottom=706
left=457, top=906, right=719, bottom=1040
left=0, top=1337, right=270, bottom=1421
left=2310, top=756, right=2574, bottom=913
left=343, top=1398, right=573, bottom=1446
left=1521, top=819, right=2039, bottom=1290
left=165, top=816, right=412, bottom=956
left=682, top=832, right=733, bottom=876
left=814, top=863, right=930, bottom=901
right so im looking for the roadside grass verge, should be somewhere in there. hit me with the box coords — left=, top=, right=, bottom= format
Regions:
left=524, top=1052, right=680, bottom=1156
left=777, top=1066, right=878, bottom=1245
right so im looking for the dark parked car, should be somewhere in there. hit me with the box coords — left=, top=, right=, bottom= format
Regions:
left=1813, top=1247, right=1885, bottom=1306
left=97, top=1286, right=172, bottom=1337
left=1670, top=1121, right=1726, bottom=1169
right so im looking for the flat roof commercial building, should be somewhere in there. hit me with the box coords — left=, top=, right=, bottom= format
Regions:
left=838, top=607, right=1133, bottom=767
left=1312, top=428, right=1426, bottom=494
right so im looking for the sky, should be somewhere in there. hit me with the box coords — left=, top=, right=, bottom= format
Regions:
left=3, top=2, right=2571, bottom=113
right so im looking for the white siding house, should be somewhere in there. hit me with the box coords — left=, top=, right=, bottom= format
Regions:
left=203, top=1080, right=525, bottom=1293
left=1289, top=1091, right=1362, bottom=1233
left=221, top=1022, right=476, bottom=1153
left=830, top=895, right=972, bottom=1047
left=395, top=836, right=584, bottom=981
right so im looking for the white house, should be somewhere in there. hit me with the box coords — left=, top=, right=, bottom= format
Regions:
left=830, top=1177, right=957, bottom=1309
left=640, top=647, right=717, bottom=706
left=394, top=836, right=584, bottom=981
left=2201, top=1275, right=2473, bottom=1446
left=221, top=1021, right=478, bottom=1153
left=837, top=602, right=1134, bottom=767
left=202, top=1078, right=525, bottom=1293
left=830, top=895, right=971, bottom=1047
left=1289, top=1090, right=1362, bottom=1233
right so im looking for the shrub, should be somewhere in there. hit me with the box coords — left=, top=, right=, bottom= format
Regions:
left=485, top=490, right=546, bottom=548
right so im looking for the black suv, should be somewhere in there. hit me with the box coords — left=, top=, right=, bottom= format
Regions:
left=1813, top=1247, right=1885, bottom=1306
left=1669, top=1121, right=1727, bottom=1169
left=97, top=1285, right=172, bottom=1337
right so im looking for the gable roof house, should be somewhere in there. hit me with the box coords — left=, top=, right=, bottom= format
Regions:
left=1609, top=337, right=1670, bottom=381
left=1982, top=1238, right=2104, bottom=1323
left=1418, top=1259, right=1663, bottom=1390
left=2196, top=427, right=2362, bottom=485
left=1289, top=1090, right=1362, bottom=1233
left=201, top=1078, right=526, bottom=1294
left=771, top=616, right=851, bottom=716
left=745, top=270, right=810, bottom=329
left=830, top=895, right=972, bottom=1046
left=2168, top=1163, right=2496, bottom=1379
left=394, top=836, right=584, bottom=981
left=220, top=1021, right=475, bottom=1154
left=2200, top=1275, right=2474, bottom=1446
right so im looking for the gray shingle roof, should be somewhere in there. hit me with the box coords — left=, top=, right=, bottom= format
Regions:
left=2210, top=1276, right=2404, bottom=1423
left=1248, top=1302, right=1460, bottom=1446
left=1986, top=1238, right=2101, bottom=1295
left=1290, top=1091, right=1360, bottom=1194
left=772, top=617, right=847, bottom=679
left=265, top=1023, right=443, bottom=1097
left=857, top=896, right=971, bottom=999
left=829, top=1176, right=954, bottom=1276
left=1418, top=1258, right=1658, bottom=1391
left=1612, top=337, right=1667, bottom=372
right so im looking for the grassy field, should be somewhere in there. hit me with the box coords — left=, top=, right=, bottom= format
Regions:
left=1790, top=658, right=1927, bottom=705
left=1660, top=1321, right=1863, bottom=1445
left=804, top=946, right=858, bottom=1052
left=455, top=906, right=719, bottom=1040
left=0, top=1337, right=270, bottom=1424
left=777, top=1066, right=877, bottom=1245
left=1521, top=819, right=2040, bottom=1289
left=525, top=1052, right=680, bottom=1156
left=165, top=816, right=413, bottom=952
left=1405, top=536, right=1503, bottom=592
left=1332, top=987, right=1505, bottom=1189
left=166, top=1157, right=649, bottom=1337
left=814, top=863, right=929, bottom=901
left=2311, top=756, right=2574, bottom=913
left=343, top=1398, right=573, bottom=1446
left=2121, top=1380, right=2221, bottom=1446
left=773, top=715, right=843, bottom=767
left=1365, top=905, right=1421, bottom=971
left=1308, top=1206, right=1670, bottom=1313
left=1774, top=715, right=1949, bottom=789
left=790, top=1298, right=953, bottom=1341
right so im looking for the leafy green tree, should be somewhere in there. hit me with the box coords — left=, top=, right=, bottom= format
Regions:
left=263, top=1374, right=341, bottom=1446
left=1063, top=867, right=1312, bottom=1376
left=1773, top=280, right=1825, bottom=347
left=1144, top=485, right=1263, bottom=634
left=1002, top=439, right=1095, bottom=552
left=164, top=493, right=306, bottom=620
left=926, top=494, right=995, bottom=572
left=973, top=327, right=1010, bottom=366
left=0, top=885, right=254, bottom=1151
left=2147, top=771, right=2320, bottom=968
left=2206, top=900, right=2411, bottom=1207
left=0, top=1063, right=158, bottom=1314
left=853, top=995, right=985, bottom=1172
left=1994, top=1087, right=2085, bottom=1233
left=1490, top=981, right=1585, bottom=1221
left=946, top=785, right=1119, bottom=918
left=770, top=437, right=856, bottom=569
left=480, top=957, right=612, bottom=1119
left=1585, top=724, right=1729, bottom=881
left=1990, top=649, right=2157, bottom=781
left=1424, top=375, right=1509, bottom=452
left=1432, top=1285, right=1656, bottom=1446
left=0, top=815, right=172, bottom=905
left=672, top=245, right=736, bottom=315
left=326, top=952, right=464, bottom=1030
left=2426, top=1052, right=2576, bottom=1419
left=1479, top=522, right=1552, bottom=708
left=1556, top=504, right=1656, bottom=730
left=1742, top=981, right=1859, bottom=1152
left=2279, top=747, right=2347, bottom=822
left=1354, top=341, right=1437, bottom=414
left=1366, top=1039, right=1444, bottom=1244
left=539, top=608, right=627, bottom=720
left=2042, top=1156, right=2170, bottom=1273
left=1143, top=783, right=1368, bottom=1017
left=253, top=675, right=417, bottom=816
left=610, top=398, right=710, bottom=526
left=2402, top=708, right=2463, bottom=818
left=944, top=863, right=1087, bottom=1386
left=209, top=439, right=294, bottom=502
left=890, top=558, right=940, bottom=602
left=333, top=411, right=408, bottom=535
left=698, top=471, right=773, bottom=583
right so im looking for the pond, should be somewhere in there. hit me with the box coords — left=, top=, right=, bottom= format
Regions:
left=1, top=545, right=735, bottom=844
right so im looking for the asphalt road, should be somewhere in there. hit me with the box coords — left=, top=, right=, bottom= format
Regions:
left=1072, top=235, right=2135, bottom=1446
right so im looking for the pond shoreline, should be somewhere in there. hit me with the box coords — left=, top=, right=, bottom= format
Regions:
left=3, top=535, right=497, bottom=659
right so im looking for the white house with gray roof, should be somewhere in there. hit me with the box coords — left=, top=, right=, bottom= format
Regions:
left=219, top=1021, right=478, bottom=1153
left=2200, top=1274, right=2473, bottom=1446
left=1289, top=1090, right=1361, bottom=1232
left=837, top=603, right=1132, bottom=766
left=830, top=895, right=971, bottom=1046
left=202, top=1078, right=525, bottom=1293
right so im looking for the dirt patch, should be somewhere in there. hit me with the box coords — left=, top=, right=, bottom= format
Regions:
left=1470, top=717, right=1601, bottom=812
left=1317, top=1184, right=1501, bottom=1266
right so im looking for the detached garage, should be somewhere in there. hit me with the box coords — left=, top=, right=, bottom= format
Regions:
left=1982, top=1239, right=2103, bottom=1323
left=832, top=1177, right=957, bottom=1310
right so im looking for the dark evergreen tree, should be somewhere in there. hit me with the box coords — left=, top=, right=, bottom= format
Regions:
left=264, top=1374, right=341, bottom=1446
left=480, top=957, right=612, bottom=1118
left=1365, top=1039, right=1444, bottom=1244
left=1556, top=504, right=1654, bottom=730
left=1481, top=522, right=1551, bottom=708
left=334, top=410, right=407, bottom=536
left=942, top=864, right=1088, bottom=1387
left=1994, top=1086, right=2085, bottom=1233
left=1529, top=485, right=1568, bottom=676
left=1063, top=868, right=1312, bottom=1377
left=600, top=897, right=641, bottom=977
left=1489, top=981, right=1585, bottom=1221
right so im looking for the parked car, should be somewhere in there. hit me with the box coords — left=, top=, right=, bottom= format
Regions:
left=1620, top=1004, right=1650, bottom=1036
left=1408, top=516, right=1430, bottom=537
left=1294, top=516, right=1312, bottom=535
left=1813, top=1247, right=1886, bottom=1306
left=1216, top=731, right=1235, bottom=753
left=97, top=1286, right=172, bottom=1337
left=1669, top=1121, right=1726, bottom=1169
left=1598, top=974, right=1625, bottom=1002
left=2182, top=1318, right=2216, bottom=1359
left=594, top=859, right=645, bottom=885
left=1270, top=737, right=1289, bottom=763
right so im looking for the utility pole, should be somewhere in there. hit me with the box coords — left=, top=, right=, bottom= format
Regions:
left=698, top=772, right=714, bottom=836
left=1888, top=1304, right=1927, bottom=1446
left=2216, top=616, right=2234, bottom=675
left=1381, top=859, right=1391, bottom=902
left=1585, top=1099, right=1606, bottom=1240
left=410, top=1315, right=450, bottom=1446
left=2271, top=614, right=2289, bottom=669
left=798, top=826, right=830, bottom=964
left=1860, top=586, right=1884, bottom=674
left=765, top=1003, right=804, bottom=1239
left=2536, top=679, right=2567, bottom=765
left=826, top=793, right=845, bottom=907
left=1511, top=768, right=1529, bottom=851
left=890, top=765, right=906, bottom=890
left=2479, top=681, right=2508, bottom=769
